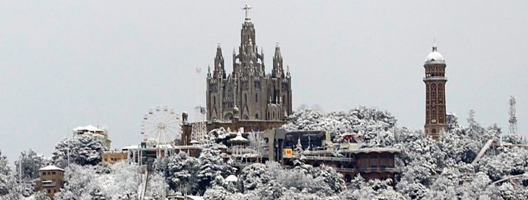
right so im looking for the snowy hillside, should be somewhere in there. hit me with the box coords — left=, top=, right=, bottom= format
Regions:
left=1, top=108, right=527, bottom=199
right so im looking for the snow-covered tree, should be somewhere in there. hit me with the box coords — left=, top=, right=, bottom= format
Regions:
left=283, top=106, right=397, bottom=147
left=14, top=149, right=51, bottom=181
left=248, top=132, right=266, bottom=161
left=196, top=148, right=236, bottom=194
left=55, top=162, right=142, bottom=199
left=0, top=150, right=12, bottom=196
left=52, top=135, right=104, bottom=168
left=155, top=151, right=200, bottom=194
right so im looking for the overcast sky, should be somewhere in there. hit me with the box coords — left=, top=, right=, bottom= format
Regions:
left=1, top=1, right=527, bottom=165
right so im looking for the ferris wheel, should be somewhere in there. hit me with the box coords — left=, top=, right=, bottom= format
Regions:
left=141, top=105, right=181, bottom=146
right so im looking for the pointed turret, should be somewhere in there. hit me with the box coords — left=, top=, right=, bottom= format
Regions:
left=214, top=43, right=226, bottom=79
left=272, top=42, right=284, bottom=78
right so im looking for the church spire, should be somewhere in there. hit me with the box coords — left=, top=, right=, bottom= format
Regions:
left=272, top=42, right=284, bottom=78
left=214, top=43, right=225, bottom=79
left=216, top=43, right=223, bottom=57
left=274, top=42, right=282, bottom=59
left=240, top=5, right=256, bottom=47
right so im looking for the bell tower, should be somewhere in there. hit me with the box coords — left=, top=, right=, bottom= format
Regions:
left=423, top=44, right=447, bottom=140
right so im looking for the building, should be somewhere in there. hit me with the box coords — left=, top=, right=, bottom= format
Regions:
left=101, top=149, right=128, bottom=164
left=102, top=142, right=202, bottom=169
left=423, top=45, right=448, bottom=140
left=263, top=129, right=331, bottom=162
left=206, top=5, right=293, bottom=122
left=264, top=129, right=400, bottom=182
left=73, top=125, right=112, bottom=150
left=181, top=116, right=285, bottom=146
left=35, top=165, right=65, bottom=200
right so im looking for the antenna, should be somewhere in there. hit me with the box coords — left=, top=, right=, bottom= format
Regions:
left=191, top=67, right=207, bottom=144
left=509, top=95, right=518, bottom=135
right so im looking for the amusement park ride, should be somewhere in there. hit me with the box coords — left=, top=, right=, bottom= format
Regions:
left=140, top=105, right=182, bottom=147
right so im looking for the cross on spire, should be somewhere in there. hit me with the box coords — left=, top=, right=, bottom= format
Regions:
left=242, top=4, right=252, bottom=21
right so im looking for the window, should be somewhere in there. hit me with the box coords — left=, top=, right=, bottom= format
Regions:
left=432, top=84, right=437, bottom=99
left=361, top=158, right=368, bottom=169
left=213, top=96, right=216, bottom=106
left=245, top=94, right=247, bottom=103
left=255, top=93, right=258, bottom=102
left=52, top=172, right=55, bottom=175
left=255, top=113, right=259, bottom=119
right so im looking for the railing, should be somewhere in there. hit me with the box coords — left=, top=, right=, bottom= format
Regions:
left=304, top=156, right=353, bottom=162
left=336, top=167, right=398, bottom=173
left=356, top=167, right=398, bottom=173
left=423, top=76, right=447, bottom=81
left=41, top=180, right=56, bottom=187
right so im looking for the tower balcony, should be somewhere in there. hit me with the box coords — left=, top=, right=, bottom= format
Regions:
left=423, top=76, right=448, bottom=81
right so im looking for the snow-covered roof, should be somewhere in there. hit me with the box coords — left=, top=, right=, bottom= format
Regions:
left=230, top=132, right=248, bottom=142
left=425, top=45, right=445, bottom=65
left=39, top=165, right=64, bottom=171
left=186, top=196, right=204, bottom=200
left=225, top=175, right=238, bottom=182
left=73, top=125, right=104, bottom=132
left=122, top=145, right=139, bottom=150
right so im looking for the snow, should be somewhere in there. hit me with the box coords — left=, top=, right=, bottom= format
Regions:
left=188, top=196, right=204, bottom=200
left=3, top=107, right=528, bottom=199
left=52, top=134, right=105, bottom=168
left=225, top=175, right=237, bottom=182
left=73, top=125, right=103, bottom=132
left=425, top=51, right=445, bottom=64
left=230, top=132, right=248, bottom=142
left=39, top=165, right=63, bottom=171
left=121, top=144, right=139, bottom=150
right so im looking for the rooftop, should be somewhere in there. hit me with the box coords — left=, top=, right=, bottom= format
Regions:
left=39, top=165, right=64, bottom=171
left=425, top=45, right=445, bottom=65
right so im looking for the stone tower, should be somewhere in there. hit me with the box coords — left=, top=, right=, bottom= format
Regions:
left=423, top=44, right=447, bottom=140
left=206, top=6, right=293, bottom=122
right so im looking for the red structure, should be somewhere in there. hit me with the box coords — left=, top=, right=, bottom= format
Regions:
left=423, top=44, right=448, bottom=140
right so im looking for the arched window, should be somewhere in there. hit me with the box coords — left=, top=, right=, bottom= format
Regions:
left=255, top=113, right=259, bottom=119
left=432, top=129, right=437, bottom=134
left=432, top=84, right=436, bottom=99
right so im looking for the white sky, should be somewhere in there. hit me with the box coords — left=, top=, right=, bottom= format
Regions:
left=1, top=1, right=527, bottom=164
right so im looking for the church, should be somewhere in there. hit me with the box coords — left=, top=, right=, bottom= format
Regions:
left=206, top=5, right=293, bottom=122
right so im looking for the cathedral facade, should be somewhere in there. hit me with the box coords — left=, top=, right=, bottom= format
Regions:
left=206, top=13, right=293, bottom=122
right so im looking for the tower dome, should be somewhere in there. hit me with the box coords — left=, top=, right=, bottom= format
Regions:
left=425, top=45, right=445, bottom=64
